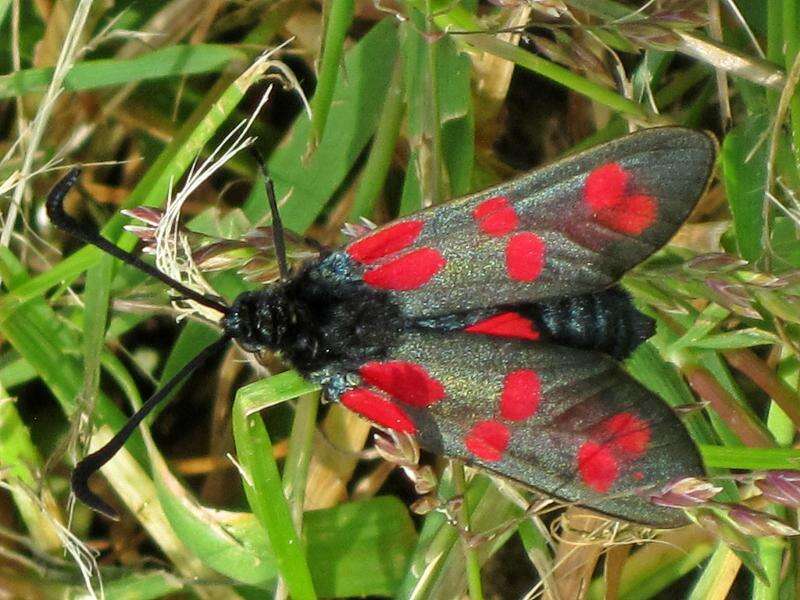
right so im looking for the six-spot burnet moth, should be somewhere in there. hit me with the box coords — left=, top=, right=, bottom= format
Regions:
left=48, top=126, right=716, bottom=528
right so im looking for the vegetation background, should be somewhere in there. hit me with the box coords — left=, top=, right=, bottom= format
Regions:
left=0, top=0, right=799, bottom=598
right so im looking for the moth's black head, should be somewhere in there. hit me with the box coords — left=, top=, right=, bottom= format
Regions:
left=222, top=287, right=290, bottom=353
left=220, top=253, right=406, bottom=375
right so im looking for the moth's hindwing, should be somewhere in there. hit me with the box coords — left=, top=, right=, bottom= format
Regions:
left=333, top=331, right=703, bottom=528
left=343, top=127, right=717, bottom=317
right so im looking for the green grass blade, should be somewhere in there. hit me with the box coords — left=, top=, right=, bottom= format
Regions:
left=309, top=0, right=355, bottom=145
left=721, top=115, right=769, bottom=262
left=0, top=380, right=62, bottom=550
left=701, top=445, right=800, bottom=470
left=0, top=51, right=278, bottom=319
left=348, top=54, right=405, bottom=220
left=97, top=571, right=185, bottom=599
left=408, top=0, right=653, bottom=121
left=0, top=44, right=247, bottom=99
left=151, top=444, right=278, bottom=587
left=248, top=18, right=400, bottom=232
left=0, top=249, right=227, bottom=586
left=232, top=375, right=317, bottom=600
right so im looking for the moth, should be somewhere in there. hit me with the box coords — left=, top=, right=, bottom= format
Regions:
left=48, top=126, right=716, bottom=528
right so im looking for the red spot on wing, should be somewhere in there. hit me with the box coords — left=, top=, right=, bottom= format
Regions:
left=363, top=248, right=446, bottom=290
left=578, top=441, right=619, bottom=493
left=464, top=312, right=540, bottom=341
left=473, top=196, right=518, bottom=236
left=465, top=420, right=510, bottom=462
left=500, top=369, right=541, bottom=421
left=347, top=220, right=424, bottom=264
left=359, top=361, right=445, bottom=408
left=584, top=162, right=627, bottom=205
left=576, top=412, right=651, bottom=492
left=341, top=388, right=416, bottom=434
left=584, top=163, right=656, bottom=235
left=600, top=413, right=651, bottom=457
left=505, top=232, right=545, bottom=281
left=597, top=194, right=657, bottom=236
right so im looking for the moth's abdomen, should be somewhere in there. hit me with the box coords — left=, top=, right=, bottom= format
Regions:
left=413, top=286, right=654, bottom=361
left=524, top=286, right=654, bottom=360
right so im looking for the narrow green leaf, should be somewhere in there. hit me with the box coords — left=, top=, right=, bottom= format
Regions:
left=151, top=320, right=221, bottom=420
left=687, top=329, right=778, bottom=349
left=412, top=0, right=653, bottom=120
left=349, top=55, right=405, bottom=219
left=687, top=543, right=737, bottom=600
left=770, top=217, right=800, bottom=267
left=438, top=38, right=474, bottom=197
left=152, top=451, right=278, bottom=587
left=93, top=570, right=184, bottom=600
left=310, top=0, right=355, bottom=143
left=0, top=250, right=222, bottom=583
left=669, top=303, right=730, bottom=352
left=0, top=44, right=247, bottom=99
left=232, top=379, right=317, bottom=599
left=626, top=343, right=716, bottom=445
left=700, top=445, right=800, bottom=470
left=0, top=384, right=61, bottom=550
left=0, top=1, right=10, bottom=29
left=0, top=48, right=278, bottom=321
left=251, top=19, right=400, bottom=232
left=721, top=115, right=769, bottom=262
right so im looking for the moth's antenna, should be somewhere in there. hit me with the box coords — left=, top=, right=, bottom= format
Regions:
left=47, top=168, right=229, bottom=315
left=72, top=333, right=231, bottom=519
left=251, top=150, right=289, bottom=281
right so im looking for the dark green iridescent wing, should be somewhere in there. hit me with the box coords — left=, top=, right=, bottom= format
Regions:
left=332, top=331, right=704, bottom=528
left=343, top=127, right=716, bottom=318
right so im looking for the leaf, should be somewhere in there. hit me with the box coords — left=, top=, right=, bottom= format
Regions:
left=769, top=217, right=800, bottom=267
left=304, top=497, right=417, bottom=596
left=152, top=447, right=278, bottom=586
left=688, top=328, right=778, bottom=349
left=250, top=19, right=400, bottom=232
left=721, top=115, right=769, bottom=262
left=0, top=44, right=247, bottom=99
left=157, top=419, right=417, bottom=596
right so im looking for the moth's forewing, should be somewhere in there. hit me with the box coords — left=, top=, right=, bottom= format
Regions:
left=344, top=127, right=717, bottom=317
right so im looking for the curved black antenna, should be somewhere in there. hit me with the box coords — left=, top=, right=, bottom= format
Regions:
left=47, top=168, right=229, bottom=315
left=251, top=150, right=289, bottom=281
left=72, top=333, right=232, bottom=519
